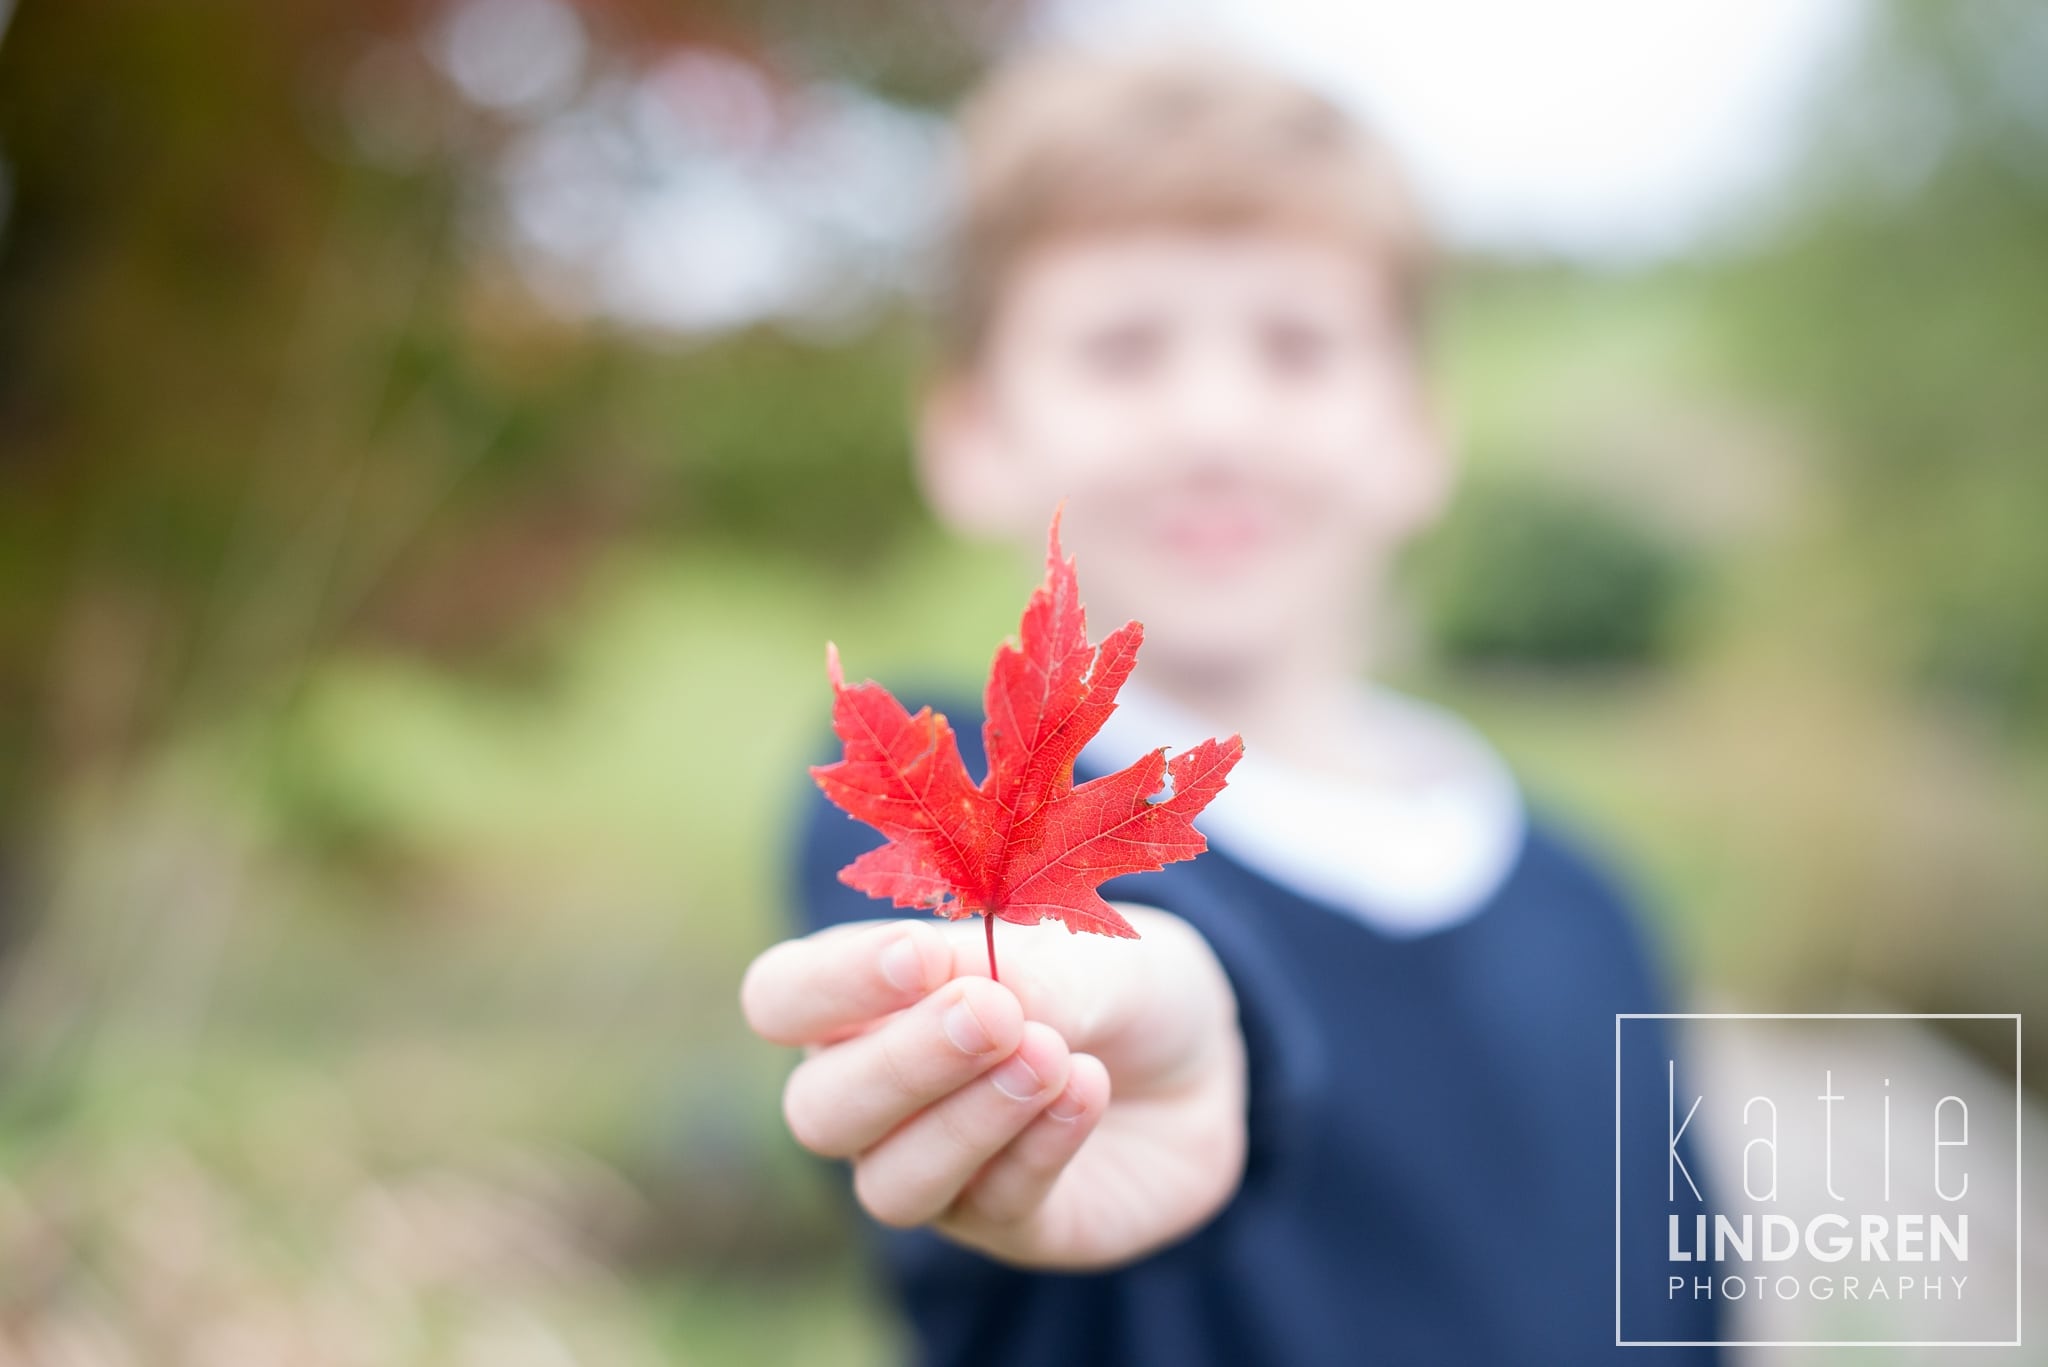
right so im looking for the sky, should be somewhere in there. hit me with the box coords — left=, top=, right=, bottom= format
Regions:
left=1041, top=0, right=1864, bottom=261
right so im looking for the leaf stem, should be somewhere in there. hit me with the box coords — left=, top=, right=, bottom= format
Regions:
left=984, top=911, right=998, bottom=983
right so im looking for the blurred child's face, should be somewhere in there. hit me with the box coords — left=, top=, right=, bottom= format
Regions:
left=921, top=229, right=1447, bottom=680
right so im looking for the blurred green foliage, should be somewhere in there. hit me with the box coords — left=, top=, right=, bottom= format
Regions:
left=641, top=325, right=924, bottom=559
left=1724, top=0, right=2048, bottom=732
left=1414, top=475, right=1689, bottom=668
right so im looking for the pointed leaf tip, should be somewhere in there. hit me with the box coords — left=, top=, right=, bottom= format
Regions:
left=825, top=641, right=844, bottom=689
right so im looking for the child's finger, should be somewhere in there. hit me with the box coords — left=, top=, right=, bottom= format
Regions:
left=952, top=1051, right=1111, bottom=1225
left=740, top=920, right=951, bottom=1046
left=849, top=1022, right=1072, bottom=1229
left=781, top=976, right=1023, bottom=1158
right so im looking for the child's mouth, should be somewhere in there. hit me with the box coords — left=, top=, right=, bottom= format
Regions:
left=1157, top=510, right=1272, bottom=561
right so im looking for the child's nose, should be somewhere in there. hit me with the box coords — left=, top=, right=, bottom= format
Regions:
left=1160, top=340, right=1276, bottom=455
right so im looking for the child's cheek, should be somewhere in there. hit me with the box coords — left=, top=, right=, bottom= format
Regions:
left=1009, top=380, right=1135, bottom=485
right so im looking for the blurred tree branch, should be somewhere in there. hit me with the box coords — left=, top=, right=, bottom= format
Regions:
left=0, top=0, right=1031, bottom=941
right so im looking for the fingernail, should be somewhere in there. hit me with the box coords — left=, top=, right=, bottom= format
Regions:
left=990, top=1053, right=1043, bottom=1101
left=1047, top=1088, right=1087, bottom=1122
left=880, top=935, right=924, bottom=993
left=942, top=997, right=994, bottom=1055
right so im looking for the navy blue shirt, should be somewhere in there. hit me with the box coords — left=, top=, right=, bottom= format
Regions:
left=788, top=693, right=1722, bottom=1365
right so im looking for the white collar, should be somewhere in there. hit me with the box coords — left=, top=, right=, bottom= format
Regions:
left=1078, top=678, right=1526, bottom=938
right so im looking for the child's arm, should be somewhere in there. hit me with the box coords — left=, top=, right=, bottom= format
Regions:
left=739, top=905, right=1247, bottom=1271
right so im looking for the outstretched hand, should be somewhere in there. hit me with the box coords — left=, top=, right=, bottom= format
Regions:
left=739, top=905, right=1247, bottom=1271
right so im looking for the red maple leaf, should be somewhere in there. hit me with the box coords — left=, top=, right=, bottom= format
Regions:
left=810, top=508, right=1245, bottom=981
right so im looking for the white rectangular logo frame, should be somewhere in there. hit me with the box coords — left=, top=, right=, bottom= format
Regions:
left=1614, top=1012, right=2023, bottom=1349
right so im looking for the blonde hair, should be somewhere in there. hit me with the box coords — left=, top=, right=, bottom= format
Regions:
left=932, top=42, right=1435, bottom=370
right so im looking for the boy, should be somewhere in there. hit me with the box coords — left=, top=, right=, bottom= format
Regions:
left=740, top=43, right=1721, bottom=1365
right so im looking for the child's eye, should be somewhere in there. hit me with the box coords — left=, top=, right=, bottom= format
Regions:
left=1261, top=319, right=1339, bottom=377
left=1077, top=322, right=1164, bottom=379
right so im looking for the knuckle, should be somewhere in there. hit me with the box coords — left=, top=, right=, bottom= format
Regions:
left=899, top=920, right=949, bottom=987
left=990, top=1130, right=1061, bottom=1189
left=737, top=956, right=773, bottom=1035
left=928, top=1093, right=983, bottom=1160
left=738, top=942, right=797, bottom=1039
left=1020, top=1019, right=1072, bottom=1068
left=953, top=977, right=1025, bottom=1045
left=874, top=1019, right=926, bottom=1102
left=965, top=1157, right=1052, bottom=1228
left=854, top=1162, right=927, bottom=1230
left=781, top=1068, right=844, bottom=1158
left=963, top=1173, right=1028, bottom=1225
